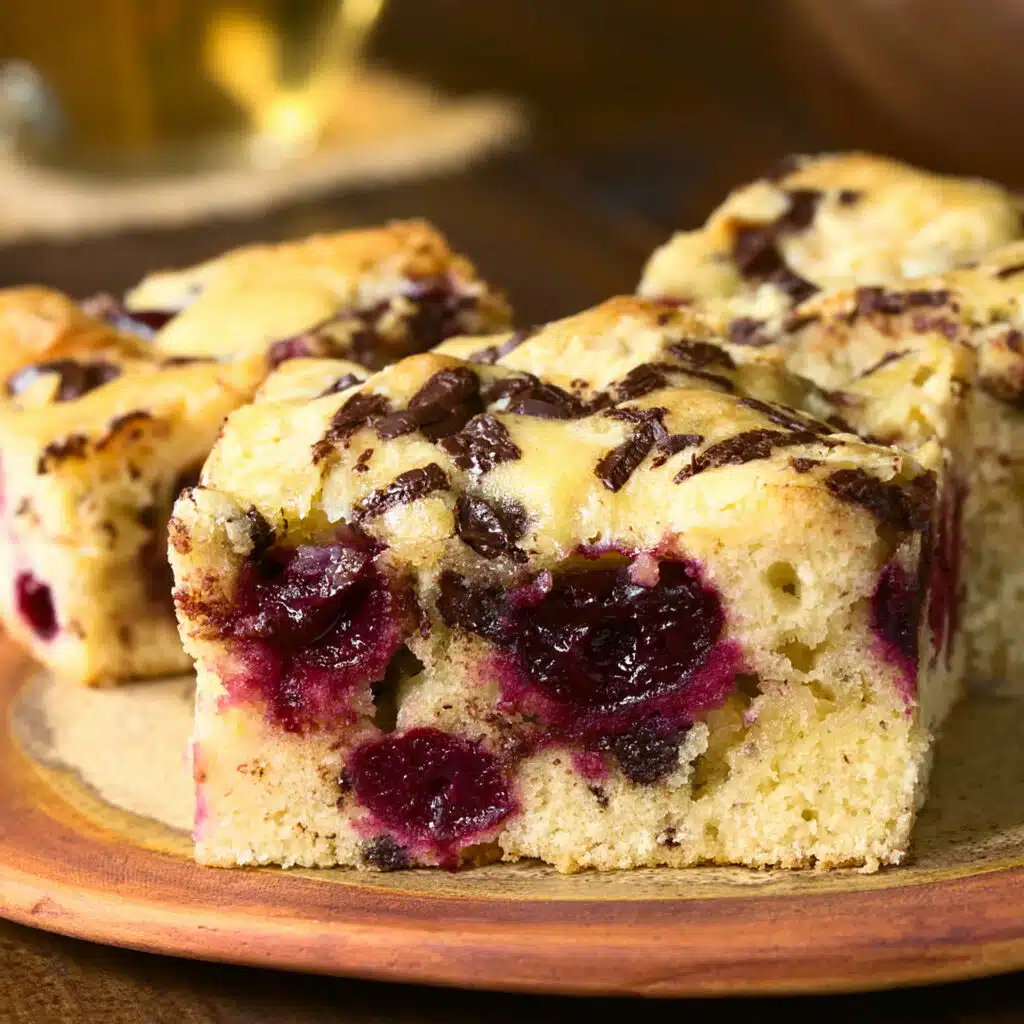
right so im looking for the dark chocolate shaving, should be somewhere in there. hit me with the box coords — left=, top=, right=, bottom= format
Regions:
left=995, top=261, right=1024, bottom=280
left=667, top=340, right=735, bottom=370
left=438, top=414, right=522, bottom=477
left=728, top=317, right=775, bottom=347
left=469, top=327, right=536, bottom=365
left=37, top=435, right=89, bottom=474
left=454, top=494, right=528, bottom=560
left=316, top=373, right=364, bottom=398
left=674, top=428, right=818, bottom=484
left=595, top=418, right=664, bottom=492
left=312, top=391, right=391, bottom=463
left=7, top=359, right=122, bottom=403
left=354, top=463, right=450, bottom=521
left=857, top=350, right=909, bottom=379
left=825, top=468, right=936, bottom=532
left=739, top=397, right=832, bottom=435
left=651, top=433, right=703, bottom=468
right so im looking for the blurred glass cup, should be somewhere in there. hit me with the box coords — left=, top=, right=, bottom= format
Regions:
left=0, top=0, right=386, bottom=175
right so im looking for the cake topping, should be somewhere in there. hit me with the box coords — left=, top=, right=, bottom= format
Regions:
left=674, top=428, right=818, bottom=483
left=438, top=414, right=522, bottom=477
left=454, top=494, right=527, bottom=560
left=374, top=367, right=482, bottom=442
left=595, top=417, right=665, bottom=492
left=8, top=359, right=122, bottom=402
left=469, top=328, right=535, bottom=366
left=825, top=468, right=935, bottom=532
left=354, top=464, right=450, bottom=521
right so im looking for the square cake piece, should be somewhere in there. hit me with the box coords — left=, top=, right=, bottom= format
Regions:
left=752, top=250, right=1024, bottom=684
left=2, top=222, right=508, bottom=686
left=0, top=288, right=271, bottom=684
left=172, top=300, right=958, bottom=872
left=637, top=152, right=1021, bottom=330
left=117, top=219, right=512, bottom=370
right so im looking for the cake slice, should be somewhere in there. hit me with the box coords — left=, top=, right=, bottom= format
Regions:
left=171, top=302, right=955, bottom=872
left=637, top=152, right=1021, bottom=330
left=117, top=219, right=512, bottom=369
left=1, top=223, right=508, bottom=685
left=749, top=252, right=1024, bottom=684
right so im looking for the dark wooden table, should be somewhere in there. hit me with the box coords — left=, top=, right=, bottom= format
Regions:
left=3, top=2, right=1024, bottom=1018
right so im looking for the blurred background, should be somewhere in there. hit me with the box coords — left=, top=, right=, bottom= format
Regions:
left=2, top=0, right=1023, bottom=320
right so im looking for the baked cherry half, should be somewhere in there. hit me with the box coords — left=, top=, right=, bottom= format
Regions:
left=15, top=572, right=57, bottom=641
left=347, top=727, right=516, bottom=867
left=210, top=532, right=414, bottom=731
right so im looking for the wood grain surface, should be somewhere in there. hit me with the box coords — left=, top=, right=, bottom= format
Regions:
left=4, top=1, right=1024, bottom=1017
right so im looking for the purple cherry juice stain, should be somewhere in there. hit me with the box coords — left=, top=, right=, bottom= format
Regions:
left=214, top=533, right=414, bottom=732
left=347, top=727, right=516, bottom=868
left=15, top=572, right=57, bottom=641
left=927, top=479, right=965, bottom=668
left=871, top=560, right=919, bottom=702
left=571, top=749, right=608, bottom=782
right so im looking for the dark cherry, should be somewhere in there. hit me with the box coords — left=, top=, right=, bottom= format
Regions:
left=213, top=534, right=412, bottom=731
left=15, top=572, right=57, bottom=641
left=7, top=359, right=121, bottom=402
left=871, top=560, right=920, bottom=696
left=499, top=560, right=727, bottom=739
left=348, top=727, right=515, bottom=866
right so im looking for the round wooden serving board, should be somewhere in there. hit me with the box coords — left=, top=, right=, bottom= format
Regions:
left=2, top=639, right=1024, bottom=997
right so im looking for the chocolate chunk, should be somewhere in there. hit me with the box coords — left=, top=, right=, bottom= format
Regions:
left=436, top=571, right=506, bottom=642
left=790, top=457, right=821, bottom=474
left=37, top=435, right=89, bottom=474
left=454, top=494, right=528, bottom=560
left=667, top=340, right=735, bottom=370
left=161, top=355, right=216, bottom=368
left=825, top=468, right=936, bottom=532
left=362, top=835, right=409, bottom=871
left=674, top=428, right=817, bottom=484
left=407, top=366, right=482, bottom=441
left=837, top=189, right=862, bottom=206
left=588, top=784, right=609, bottom=809
left=611, top=364, right=669, bottom=402
left=610, top=719, right=681, bottom=785
left=595, top=418, right=663, bottom=492
left=316, top=373, right=364, bottom=398
left=8, top=359, right=121, bottom=402
left=727, top=318, right=774, bottom=347
left=354, top=463, right=450, bottom=521
left=438, top=414, right=522, bottom=477
left=739, top=397, right=831, bottom=435
left=604, top=405, right=667, bottom=426
left=485, top=375, right=586, bottom=419
left=995, top=261, right=1024, bottom=280
left=354, top=448, right=374, bottom=473
left=651, top=433, right=703, bottom=468
left=97, top=410, right=154, bottom=450
left=312, top=391, right=391, bottom=462
left=469, top=328, right=536, bottom=365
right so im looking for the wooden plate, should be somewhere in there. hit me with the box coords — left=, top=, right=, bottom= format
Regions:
left=2, top=639, right=1024, bottom=997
